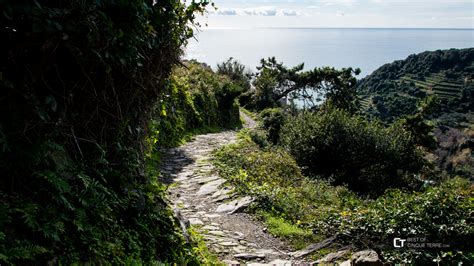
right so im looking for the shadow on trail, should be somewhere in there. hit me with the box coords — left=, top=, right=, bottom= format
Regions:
left=158, top=146, right=195, bottom=185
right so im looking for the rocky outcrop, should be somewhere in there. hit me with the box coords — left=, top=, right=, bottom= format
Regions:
left=351, top=250, right=382, bottom=266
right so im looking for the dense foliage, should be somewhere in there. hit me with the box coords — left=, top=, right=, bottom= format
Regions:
left=216, top=57, right=252, bottom=92
left=315, top=178, right=473, bottom=264
left=214, top=134, right=473, bottom=264
left=0, top=0, right=212, bottom=264
left=245, top=57, right=360, bottom=112
left=358, top=48, right=474, bottom=178
left=149, top=61, right=242, bottom=147
left=279, top=107, right=428, bottom=196
left=213, top=134, right=352, bottom=228
left=358, top=48, right=474, bottom=125
left=259, top=108, right=288, bottom=144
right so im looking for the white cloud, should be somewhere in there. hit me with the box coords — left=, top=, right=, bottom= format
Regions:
left=211, top=6, right=303, bottom=17
left=321, top=0, right=357, bottom=6
left=216, top=9, right=237, bottom=15
left=280, top=9, right=300, bottom=16
left=203, top=0, right=474, bottom=28
left=243, top=7, right=277, bottom=16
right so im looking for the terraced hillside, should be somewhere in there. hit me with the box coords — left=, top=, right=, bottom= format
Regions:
left=357, top=48, right=474, bottom=126
left=399, top=72, right=466, bottom=99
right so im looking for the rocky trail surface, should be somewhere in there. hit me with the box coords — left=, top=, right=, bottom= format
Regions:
left=160, top=112, right=382, bottom=266
left=162, top=131, right=300, bottom=265
left=160, top=113, right=302, bottom=265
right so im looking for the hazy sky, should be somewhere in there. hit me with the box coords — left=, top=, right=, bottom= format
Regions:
left=197, top=0, right=474, bottom=28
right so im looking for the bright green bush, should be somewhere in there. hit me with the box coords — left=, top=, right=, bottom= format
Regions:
left=280, top=107, right=427, bottom=195
left=247, top=129, right=271, bottom=149
left=259, top=108, right=287, bottom=144
left=314, top=177, right=473, bottom=264
left=213, top=138, right=354, bottom=226
left=149, top=61, right=242, bottom=147
left=214, top=136, right=473, bottom=264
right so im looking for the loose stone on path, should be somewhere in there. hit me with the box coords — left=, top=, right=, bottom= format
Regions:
left=162, top=129, right=309, bottom=265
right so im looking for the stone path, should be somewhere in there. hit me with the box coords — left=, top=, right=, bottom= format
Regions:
left=161, top=118, right=305, bottom=265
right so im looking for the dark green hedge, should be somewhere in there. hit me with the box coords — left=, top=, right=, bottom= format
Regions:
left=0, top=0, right=209, bottom=264
left=280, top=107, right=427, bottom=196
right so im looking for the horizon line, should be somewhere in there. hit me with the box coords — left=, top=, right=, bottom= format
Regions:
left=201, top=26, right=474, bottom=30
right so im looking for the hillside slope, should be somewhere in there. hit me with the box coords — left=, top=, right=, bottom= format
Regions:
left=358, top=48, right=474, bottom=126
left=358, top=48, right=474, bottom=177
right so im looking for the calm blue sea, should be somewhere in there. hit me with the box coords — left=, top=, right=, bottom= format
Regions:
left=185, top=28, right=474, bottom=77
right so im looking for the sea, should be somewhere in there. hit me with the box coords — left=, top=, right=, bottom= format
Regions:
left=185, top=28, right=474, bottom=78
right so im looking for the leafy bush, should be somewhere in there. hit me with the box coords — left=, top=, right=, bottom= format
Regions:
left=213, top=137, right=354, bottom=231
left=217, top=57, right=252, bottom=92
left=259, top=108, right=287, bottom=144
left=280, top=107, right=427, bottom=195
left=246, top=129, right=271, bottom=149
left=314, top=177, right=473, bottom=264
left=149, top=61, right=242, bottom=147
left=214, top=135, right=473, bottom=264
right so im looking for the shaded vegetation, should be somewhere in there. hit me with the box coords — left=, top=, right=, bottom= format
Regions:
left=214, top=132, right=473, bottom=264
left=149, top=61, right=242, bottom=148
left=280, top=106, right=428, bottom=196
left=259, top=108, right=288, bottom=145
left=0, top=0, right=220, bottom=264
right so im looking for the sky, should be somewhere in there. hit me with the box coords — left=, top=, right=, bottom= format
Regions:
left=196, top=0, right=474, bottom=29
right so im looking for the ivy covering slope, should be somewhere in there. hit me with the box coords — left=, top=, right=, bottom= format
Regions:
left=150, top=61, right=243, bottom=148
left=0, top=0, right=222, bottom=264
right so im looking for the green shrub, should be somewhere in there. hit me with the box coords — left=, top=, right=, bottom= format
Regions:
left=149, top=61, right=242, bottom=147
left=280, top=107, right=427, bottom=196
left=213, top=138, right=354, bottom=231
left=247, top=129, right=271, bottom=149
left=216, top=57, right=252, bottom=93
left=214, top=136, right=473, bottom=264
left=213, top=137, right=360, bottom=251
left=314, top=177, right=473, bottom=264
left=213, top=139, right=303, bottom=195
left=259, top=108, right=287, bottom=144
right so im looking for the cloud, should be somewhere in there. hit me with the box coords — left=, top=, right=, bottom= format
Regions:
left=321, top=0, right=357, bottom=6
left=243, top=7, right=277, bottom=16
left=211, top=7, right=302, bottom=17
left=280, top=9, right=300, bottom=16
left=216, top=9, right=237, bottom=16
